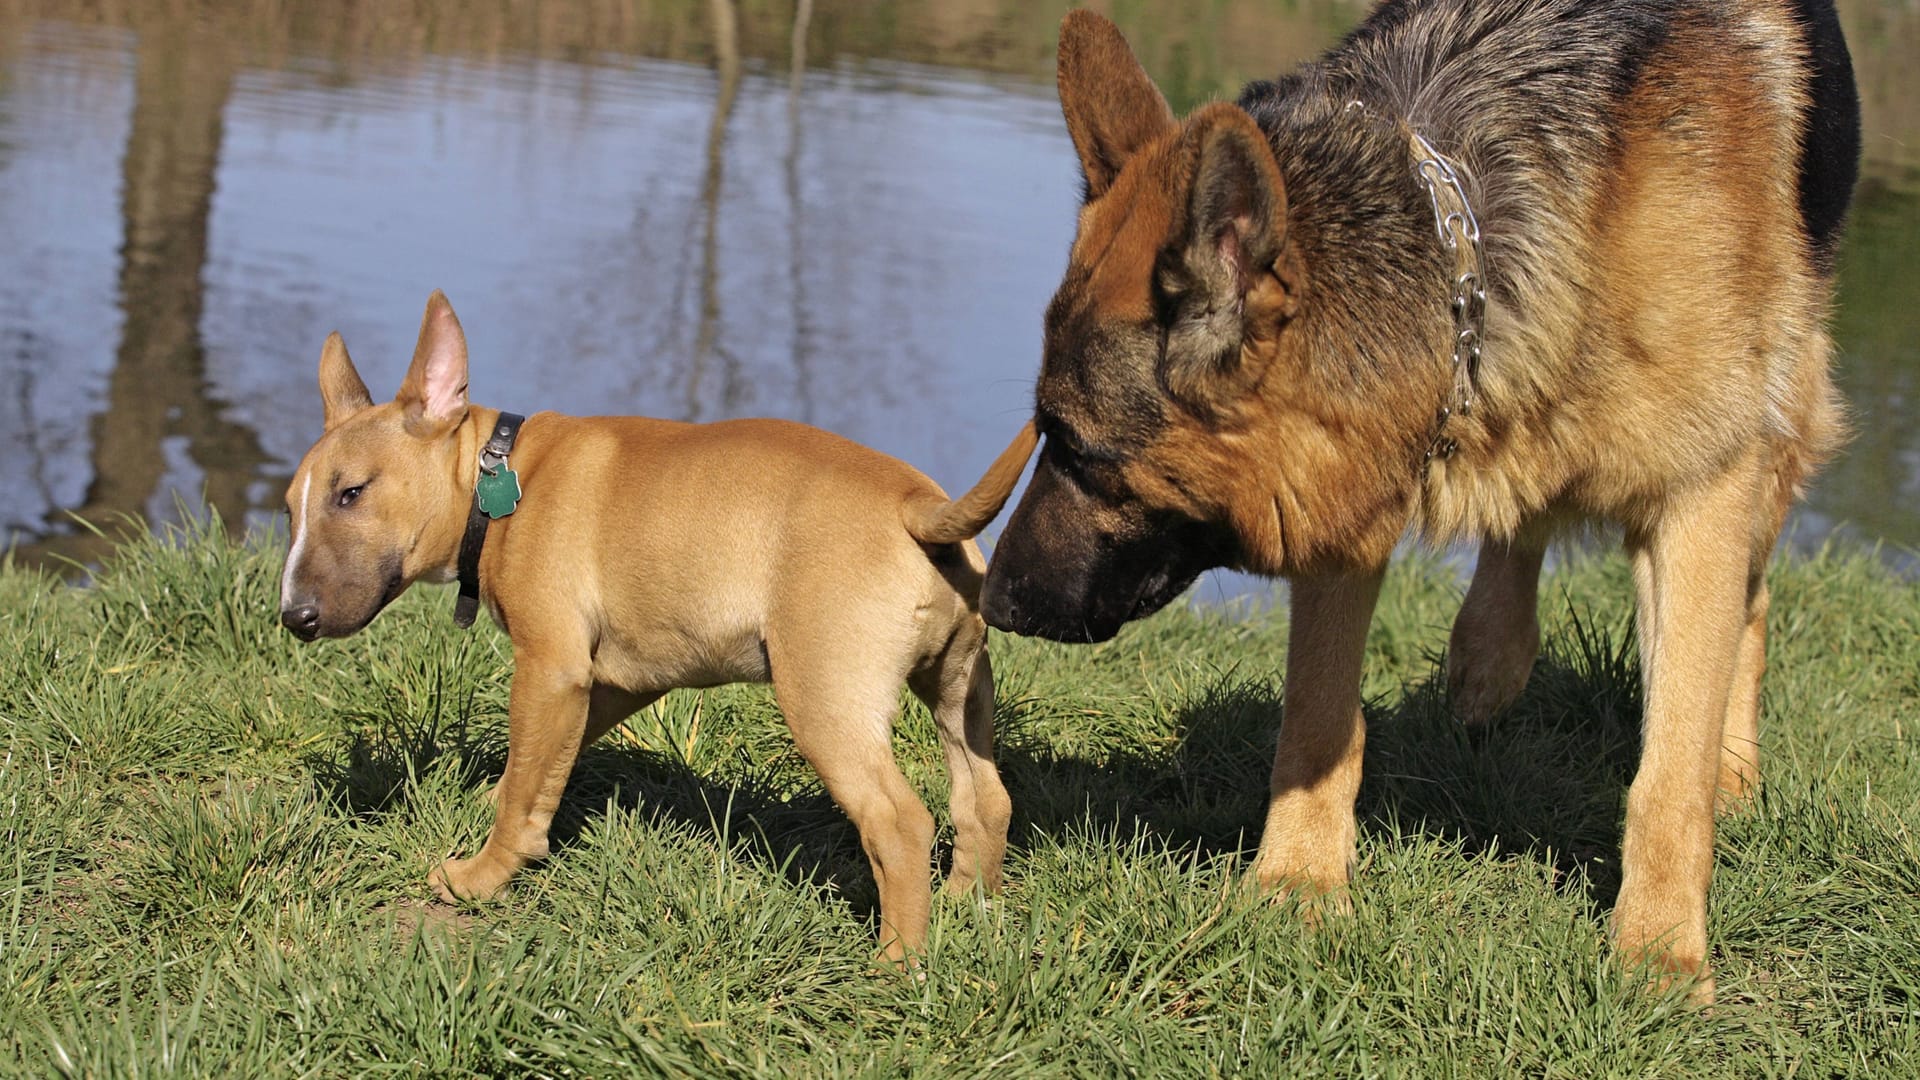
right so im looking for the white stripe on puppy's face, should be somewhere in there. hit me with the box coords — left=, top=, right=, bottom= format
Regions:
left=281, top=470, right=314, bottom=607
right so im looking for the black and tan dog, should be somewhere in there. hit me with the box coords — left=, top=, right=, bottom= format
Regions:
left=977, top=1, right=1859, bottom=1001
left=278, top=291, right=1037, bottom=961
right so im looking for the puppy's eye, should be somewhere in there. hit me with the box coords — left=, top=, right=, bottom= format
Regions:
left=336, top=484, right=366, bottom=508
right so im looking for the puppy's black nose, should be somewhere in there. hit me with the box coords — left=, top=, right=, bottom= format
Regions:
left=281, top=604, right=321, bottom=640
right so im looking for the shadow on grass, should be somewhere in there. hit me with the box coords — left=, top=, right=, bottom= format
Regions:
left=304, top=699, right=888, bottom=922
left=1354, top=605, right=1645, bottom=912
left=301, top=604, right=1648, bottom=924
left=994, top=603, right=1647, bottom=914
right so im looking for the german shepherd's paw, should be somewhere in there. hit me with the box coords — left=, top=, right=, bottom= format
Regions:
left=1446, top=612, right=1541, bottom=726
left=1249, top=862, right=1353, bottom=927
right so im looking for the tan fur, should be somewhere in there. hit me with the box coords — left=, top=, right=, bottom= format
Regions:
left=281, top=292, right=1024, bottom=962
left=903, top=422, right=1038, bottom=544
left=1004, top=4, right=1851, bottom=1004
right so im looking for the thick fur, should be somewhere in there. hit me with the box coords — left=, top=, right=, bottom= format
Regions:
left=280, top=292, right=1033, bottom=962
left=982, top=1, right=1858, bottom=1003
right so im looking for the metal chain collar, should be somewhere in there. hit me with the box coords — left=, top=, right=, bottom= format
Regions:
left=1409, top=130, right=1486, bottom=462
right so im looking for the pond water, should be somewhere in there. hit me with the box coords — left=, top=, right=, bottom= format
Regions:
left=1, top=0, right=1915, bottom=598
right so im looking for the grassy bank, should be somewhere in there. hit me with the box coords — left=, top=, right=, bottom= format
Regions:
left=0, top=518, right=1915, bottom=1077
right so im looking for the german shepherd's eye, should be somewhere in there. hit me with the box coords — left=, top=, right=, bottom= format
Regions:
left=1045, top=435, right=1115, bottom=496
left=336, top=484, right=367, bottom=508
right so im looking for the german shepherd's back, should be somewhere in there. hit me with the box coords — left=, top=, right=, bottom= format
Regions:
left=1226, top=0, right=1858, bottom=548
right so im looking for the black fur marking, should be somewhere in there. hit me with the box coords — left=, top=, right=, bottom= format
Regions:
left=1040, top=277, right=1169, bottom=454
left=1241, top=0, right=1686, bottom=347
left=1787, top=0, right=1861, bottom=277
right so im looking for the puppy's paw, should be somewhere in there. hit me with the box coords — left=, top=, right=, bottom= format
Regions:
left=1264, top=877, right=1353, bottom=927
left=429, top=856, right=512, bottom=904
left=1614, top=910, right=1714, bottom=1006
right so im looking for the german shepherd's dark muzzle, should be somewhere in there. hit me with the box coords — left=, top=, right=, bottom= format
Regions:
left=982, top=438, right=1229, bottom=643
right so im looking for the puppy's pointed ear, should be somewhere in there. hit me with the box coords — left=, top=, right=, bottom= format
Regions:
left=1057, top=10, right=1175, bottom=200
left=1160, top=105, right=1297, bottom=408
left=319, top=332, right=373, bottom=431
left=396, top=290, right=470, bottom=436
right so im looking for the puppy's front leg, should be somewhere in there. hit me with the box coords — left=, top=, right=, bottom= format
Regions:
left=432, top=647, right=591, bottom=902
left=1253, top=568, right=1384, bottom=907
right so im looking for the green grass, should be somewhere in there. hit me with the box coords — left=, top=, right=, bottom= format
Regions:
left=1, top=514, right=1915, bottom=1077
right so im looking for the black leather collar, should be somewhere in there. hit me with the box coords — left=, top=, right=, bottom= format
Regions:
left=453, top=411, right=525, bottom=628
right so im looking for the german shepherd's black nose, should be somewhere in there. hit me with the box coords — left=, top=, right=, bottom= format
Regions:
left=280, top=604, right=321, bottom=640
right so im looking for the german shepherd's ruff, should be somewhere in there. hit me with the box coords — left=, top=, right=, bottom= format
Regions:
left=977, top=1, right=1859, bottom=1001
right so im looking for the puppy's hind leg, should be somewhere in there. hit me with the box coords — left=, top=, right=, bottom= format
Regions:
left=910, top=640, right=1011, bottom=897
left=1447, top=535, right=1547, bottom=726
left=771, top=643, right=936, bottom=964
left=581, top=685, right=664, bottom=754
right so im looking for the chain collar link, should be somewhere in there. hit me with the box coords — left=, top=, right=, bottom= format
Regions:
left=1409, top=131, right=1486, bottom=462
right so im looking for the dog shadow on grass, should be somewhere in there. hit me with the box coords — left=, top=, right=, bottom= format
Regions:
left=993, top=607, right=1647, bottom=915
left=303, top=699, right=896, bottom=924
left=302, top=611, right=1646, bottom=925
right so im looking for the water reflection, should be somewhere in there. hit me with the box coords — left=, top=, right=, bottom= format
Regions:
left=0, top=0, right=1915, bottom=587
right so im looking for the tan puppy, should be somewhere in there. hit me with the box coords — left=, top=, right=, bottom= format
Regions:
left=279, top=291, right=1038, bottom=960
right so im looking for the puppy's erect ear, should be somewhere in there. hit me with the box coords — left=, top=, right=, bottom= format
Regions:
left=319, top=332, right=373, bottom=431
left=1160, top=105, right=1296, bottom=408
left=1057, top=10, right=1175, bottom=200
left=396, top=290, right=470, bottom=436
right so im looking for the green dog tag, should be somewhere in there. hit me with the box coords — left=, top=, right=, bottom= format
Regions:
left=476, top=464, right=522, bottom=519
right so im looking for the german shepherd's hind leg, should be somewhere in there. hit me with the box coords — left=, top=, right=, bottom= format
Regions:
left=1447, top=535, right=1548, bottom=726
left=1252, top=568, right=1385, bottom=914
left=910, top=642, right=1011, bottom=898
left=770, top=639, right=937, bottom=965
left=1718, top=458, right=1798, bottom=812
left=1615, top=453, right=1765, bottom=1005
left=433, top=645, right=593, bottom=902
left=1717, top=579, right=1767, bottom=811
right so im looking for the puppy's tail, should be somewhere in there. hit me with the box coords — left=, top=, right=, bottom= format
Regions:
left=903, top=421, right=1038, bottom=545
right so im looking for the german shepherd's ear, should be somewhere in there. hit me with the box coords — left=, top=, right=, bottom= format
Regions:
left=319, top=331, right=373, bottom=432
left=1057, top=11, right=1174, bottom=200
left=1160, top=105, right=1296, bottom=408
left=396, top=290, right=470, bottom=437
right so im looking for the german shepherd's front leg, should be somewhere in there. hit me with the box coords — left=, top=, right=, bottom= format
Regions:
left=1614, top=454, right=1763, bottom=1004
left=431, top=646, right=591, bottom=902
left=1253, top=568, right=1385, bottom=907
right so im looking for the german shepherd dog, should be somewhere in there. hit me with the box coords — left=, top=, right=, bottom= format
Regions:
left=978, top=1, right=1859, bottom=1001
